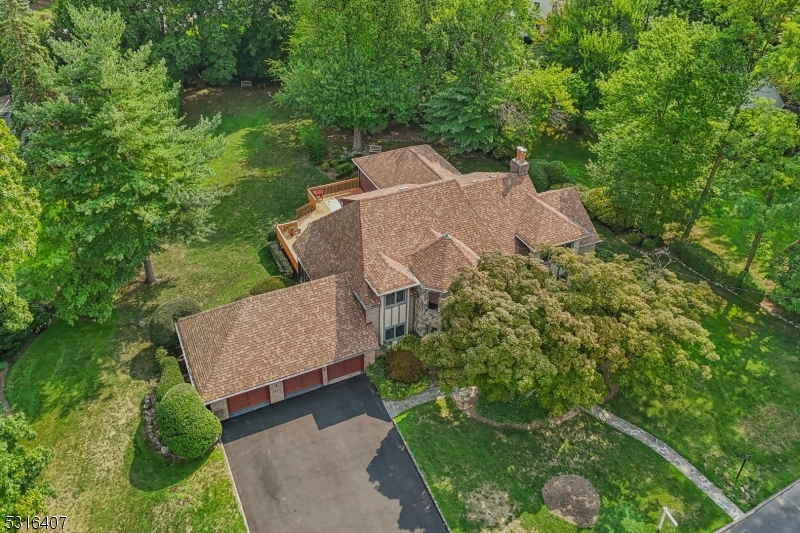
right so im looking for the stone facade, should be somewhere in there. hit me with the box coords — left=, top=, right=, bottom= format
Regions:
left=412, top=287, right=444, bottom=336
left=209, top=398, right=230, bottom=421
left=364, top=349, right=377, bottom=367
left=269, top=381, right=285, bottom=402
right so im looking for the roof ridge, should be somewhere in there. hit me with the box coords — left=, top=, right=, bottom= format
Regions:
left=410, top=146, right=452, bottom=180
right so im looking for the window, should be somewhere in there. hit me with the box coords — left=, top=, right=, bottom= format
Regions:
left=384, top=324, right=405, bottom=341
left=428, top=291, right=440, bottom=310
left=384, top=289, right=406, bottom=307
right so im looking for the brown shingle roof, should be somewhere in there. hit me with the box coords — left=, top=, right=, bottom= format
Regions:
left=517, top=193, right=590, bottom=247
left=352, top=145, right=460, bottom=189
left=176, top=275, right=378, bottom=403
left=408, top=234, right=479, bottom=292
left=365, top=253, right=418, bottom=295
left=537, top=188, right=602, bottom=247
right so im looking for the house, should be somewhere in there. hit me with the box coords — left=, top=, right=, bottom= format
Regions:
left=177, top=145, right=600, bottom=420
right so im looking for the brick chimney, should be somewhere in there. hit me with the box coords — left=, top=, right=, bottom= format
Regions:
left=510, top=145, right=529, bottom=177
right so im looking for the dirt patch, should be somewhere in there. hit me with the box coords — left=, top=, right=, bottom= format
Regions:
left=739, top=404, right=800, bottom=454
left=542, top=474, right=600, bottom=528
left=464, top=483, right=517, bottom=528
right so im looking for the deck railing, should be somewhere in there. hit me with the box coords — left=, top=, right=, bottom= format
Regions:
left=295, top=202, right=314, bottom=219
left=276, top=222, right=299, bottom=272
left=306, top=178, right=360, bottom=208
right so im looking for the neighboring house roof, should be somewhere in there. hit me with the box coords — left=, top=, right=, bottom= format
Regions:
left=408, top=233, right=479, bottom=292
left=294, top=171, right=597, bottom=303
left=537, top=188, right=602, bottom=247
left=365, top=253, right=418, bottom=296
left=176, top=274, right=378, bottom=403
left=352, top=145, right=460, bottom=189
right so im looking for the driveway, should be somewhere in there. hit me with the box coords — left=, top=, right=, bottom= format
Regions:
left=221, top=375, right=448, bottom=533
left=717, top=480, right=800, bottom=533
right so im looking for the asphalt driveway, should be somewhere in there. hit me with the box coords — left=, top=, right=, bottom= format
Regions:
left=221, top=374, right=448, bottom=533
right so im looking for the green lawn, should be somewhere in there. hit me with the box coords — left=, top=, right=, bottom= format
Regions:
left=8, top=87, right=332, bottom=531
left=592, top=226, right=800, bottom=511
left=529, top=129, right=597, bottom=187
left=397, top=400, right=730, bottom=533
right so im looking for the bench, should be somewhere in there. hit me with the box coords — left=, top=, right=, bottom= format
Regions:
left=367, top=145, right=382, bottom=154
left=241, top=81, right=253, bottom=89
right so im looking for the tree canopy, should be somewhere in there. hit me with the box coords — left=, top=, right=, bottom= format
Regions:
left=20, top=7, right=223, bottom=323
left=420, top=248, right=719, bottom=414
left=0, top=413, right=54, bottom=517
left=0, top=121, right=39, bottom=332
left=588, top=15, right=747, bottom=236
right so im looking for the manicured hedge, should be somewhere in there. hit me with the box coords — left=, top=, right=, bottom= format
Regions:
left=297, top=121, right=328, bottom=165
left=543, top=160, right=571, bottom=185
left=387, top=350, right=425, bottom=383
left=335, top=162, right=355, bottom=178
left=156, top=356, right=184, bottom=402
left=625, top=232, right=642, bottom=246
left=249, top=276, right=295, bottom=296
left=528, top=160, right=550, bottom=192
left=668, top=239, right=765, bottom=304
left=155, top=383, right=222, bottom=459
left=267, top=241, right=295, bottom=278
left=149, top=297, right=202, bottom=349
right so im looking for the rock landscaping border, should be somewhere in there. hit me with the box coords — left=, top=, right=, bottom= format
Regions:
left=141, top=390, right=181, bottom=460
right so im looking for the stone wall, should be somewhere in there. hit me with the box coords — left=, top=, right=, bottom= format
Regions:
left=412, top=288, right=443, bottom=336
left=209, top=398, right=230, bottom=421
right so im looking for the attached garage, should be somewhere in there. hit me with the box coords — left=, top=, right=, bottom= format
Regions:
left=283, top=368, right=324, bottom=398
left=327, top=354, right=364, bottom=382
left=226, top=385, right=270, bottom=416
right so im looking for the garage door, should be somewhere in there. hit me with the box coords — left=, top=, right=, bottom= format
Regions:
left=283, top=368, right=324, bottom=397
left=227, top=385, right=270, bottom=415
left=327, top=354, right=364, bottom=381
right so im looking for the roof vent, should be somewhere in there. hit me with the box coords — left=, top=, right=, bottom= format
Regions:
left=443, top=233, right=452, bottom=240
left=471, top=179, right=478, bottom=183
left=399, top=186, right=408, bottom=190
left=490, top=173, right=498, bottom=178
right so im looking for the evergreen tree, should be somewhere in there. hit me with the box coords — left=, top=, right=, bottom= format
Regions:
left=20, top=7, right=223, bottom=323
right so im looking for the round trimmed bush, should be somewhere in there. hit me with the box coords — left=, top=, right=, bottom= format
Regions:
left=149, top=297, right=201, bottom=349
left=156, top=356, right=185, bottom=402
left=249, top=276, right=295, bottom=296
left=641, top=238, right=656, bottom=251
left=529, top=162, right=550, bottom=192
left=625, top=232, right=642, bottom=246
left=155, top=383, right=221, bottom=459
left=387, top=350, right=425, bottom=384
left=154, top=346, right=169, bottom=364
left=544, top=161, right=571, bottom=185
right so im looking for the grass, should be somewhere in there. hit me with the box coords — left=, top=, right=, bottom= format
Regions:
left=593, top=225, right=800, bottom=511
left=528, top=129, right=596, bottom=187
left=365, top=356, right=431, bottom=400
left=7, top=87, right=332, bottom=531
left=397, top=400, right=730, bottom=533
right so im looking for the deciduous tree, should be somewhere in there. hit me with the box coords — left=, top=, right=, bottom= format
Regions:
left=0, top=413, right=54, bottom=518
left=767, top=241, right=800, bottom=315
left=273, top=0, right=423, bottom=151
left=420, top=248, right=718, bottom=414
left=588, top=15, right=747, bottom=236
left=0, top=121, right=40, bottom=332
left=20, top=7, right=223, bottom=323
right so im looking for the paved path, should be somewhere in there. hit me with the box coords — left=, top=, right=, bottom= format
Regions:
left=714, top=479, right=800, bottom=532
left=383, top=387, right=444, bottom=418
left=589, top=405, right=744, bottom=520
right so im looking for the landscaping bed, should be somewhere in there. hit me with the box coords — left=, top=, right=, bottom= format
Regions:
left=396, top=399, right=729, bottom=533
left=365, top=356, right=430, bottom=400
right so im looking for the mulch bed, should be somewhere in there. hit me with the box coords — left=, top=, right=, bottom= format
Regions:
left=542, top=474, right=601, bottom=528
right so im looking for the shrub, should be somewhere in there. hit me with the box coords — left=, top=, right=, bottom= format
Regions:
left=335, top=162, right=354, bottom=178
left=0, top=302, right=51, bottom=360
left=625, top=232, right=642, bottom=246
left=249, top=276, right=295, bottom=296
left=156, top=384, right=221, bottom=459
left=149, top=297, right=202, bottom=349
left=543, top=160, right=571, bottom=184
left=266, top=221, right=279, bottom=242
left=154, top=346, right=169, bottom=364
left=366, top=357, right=430, bottom=400
left=156, top=356, right=184, bottom=402
left=641, top=238, right=656, bottom=251
left=528, top=160, right=550, bottom=191
left=268, top=241, right=295, bottom=278
left=668, top=240, right=765, bottom=304
left=321, top=162, right=330, bottom=171
left=297, top=121, right=328, bottom=165
left=386, top=350, right=425, bottom=383
left=476, top=393, right=549, bottom=425
left=582, top=187, right=627, bottom=229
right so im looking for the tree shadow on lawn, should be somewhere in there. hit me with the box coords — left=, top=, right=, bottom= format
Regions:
left=128, top=420, right=206, bottom=491
left=129, top=345, right=159, bottom=382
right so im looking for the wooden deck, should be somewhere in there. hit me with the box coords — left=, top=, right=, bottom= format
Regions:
left=277, top=179, right=362, bottom=272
